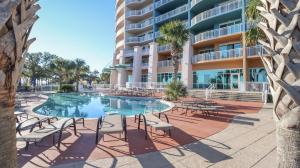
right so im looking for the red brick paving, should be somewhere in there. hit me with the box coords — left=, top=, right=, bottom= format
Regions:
left=17, top=99, right=263, bottom=167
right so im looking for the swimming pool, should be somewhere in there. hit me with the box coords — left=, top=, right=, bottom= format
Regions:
left=33, top=93, right=170, bottom=118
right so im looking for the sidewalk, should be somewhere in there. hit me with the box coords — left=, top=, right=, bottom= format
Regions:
left=53, top=103, right=276, bottom=168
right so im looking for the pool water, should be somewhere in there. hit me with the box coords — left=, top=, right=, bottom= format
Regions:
left=34, top=93, right=170, bottom=118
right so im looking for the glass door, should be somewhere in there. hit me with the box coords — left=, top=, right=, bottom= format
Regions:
left=231, top=73, right=240, bottom=90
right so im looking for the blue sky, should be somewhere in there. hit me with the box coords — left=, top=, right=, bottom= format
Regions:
left=28, top=0, right=115, bottom=72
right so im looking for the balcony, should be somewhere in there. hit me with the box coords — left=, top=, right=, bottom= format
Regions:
left=191, top=0, right=242, bottom=26
left=192, top=48, right=243, bottom=64
left=116, top=1, right=125, bottom=16
left=193, top=23, right=243, bottom=44
left=142, top=48, right=150, bottom=55
left=191, top=0, right=203, bottom=7
left=125, top=4, right=153, bottom=18
left=158, top=60, right=172, bottom=68
left=155, top=0, right=175, bottom=8
left=124, top=49, right=134, bottom=57
left=142, top=63, right=149, bottom=68
left=246, top=45, right=268, bottom=57
left=126, top=34, right=154, bottom=44
left=158, top=44, right=171, bottom=52
left=126, top=0, right=146, bottom=5
left=155, top=4, right=188, bottom=23
left=126, top=18, right=153, bottom=31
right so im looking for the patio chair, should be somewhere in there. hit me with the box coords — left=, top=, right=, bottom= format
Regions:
left=17, top=117, right=84, bottom=150
left=95, top=115, right=127, bottom=144
left=136, top=113, right=173, bottom=140
left=16, top=116, right=58, bottom=135
left=15, top=111, right=29, bottom=122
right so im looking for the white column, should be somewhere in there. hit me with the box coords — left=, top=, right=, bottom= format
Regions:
left=117, top=50, right=127, bottom=87
left=182, top=39, right=193, bottom=89
left=132, top=46, right=142, bottom=86
left=110, top=54, right=118, bottom=88
left=148, top=42, right=158, bottom=83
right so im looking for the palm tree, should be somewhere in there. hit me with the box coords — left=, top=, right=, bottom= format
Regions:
left=158, top=20, right=189, bottom=82
left=245, top=0, right=266, bottom=46
left=0, top=0, right=39, bottom=166
left=50, top=58, right=72, bottom=88
left=250, top=0, right=300, bottom=167
left=73, top=59, right=89, bottom=92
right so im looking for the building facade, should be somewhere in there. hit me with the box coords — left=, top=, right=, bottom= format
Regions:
left=112, top=0, right=267, bottom=91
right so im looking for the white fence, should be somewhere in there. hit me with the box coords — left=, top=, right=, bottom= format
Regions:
left=126, top=82, right=168, bottom=90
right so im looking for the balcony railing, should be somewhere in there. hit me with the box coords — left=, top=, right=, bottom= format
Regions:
left=158, top=60, right=172, bottom=67
left=126, top=18, right=153, bottom=31
left=246, top=45, right=268, bottom=57
left=126, top=82, right=168, bottom=89
left=191, top=0, right=203, bottom=7
left=124, top=49, right=134, bottom=57
left=155, top=4, right=188, bottom=23
left=192, top=48, right=243, bottom=63
left=191, top=0, right=242, bottom=26
left=126, top=4, right=153, bottom=18
left=126, top=34, right=154, bottom=43
left=142, top=48, right=150, bottom=55
left=155, top=0, right=175, bottom=8
left=193, top=23, right=243, bottom=44
left=157, top=44, right=171, bottom=52
left=126, top=0, right=146, bottom=5
left=142, top=63, right=149, bottom=68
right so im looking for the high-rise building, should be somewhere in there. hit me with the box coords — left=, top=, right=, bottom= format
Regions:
left=112, top=0, right=267, bottom=91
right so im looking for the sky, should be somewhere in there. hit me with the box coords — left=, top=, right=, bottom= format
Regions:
left=28, top=0, right=116, bottom=72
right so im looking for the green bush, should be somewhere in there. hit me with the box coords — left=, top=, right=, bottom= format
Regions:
left=59, top=84, right=74, bottom=93
left=164, top=81, right=187, bottom=101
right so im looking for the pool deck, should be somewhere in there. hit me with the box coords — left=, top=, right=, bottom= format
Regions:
left=16, top=93, right=276, bottom=168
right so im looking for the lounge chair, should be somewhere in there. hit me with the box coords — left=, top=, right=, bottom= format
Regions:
left=16, top=116, right=57, bottom=135
left=17, top=117, right=84, bottom=150
left=136, top=113, right=173, bottom=140
left=95, top=115, right=127, bottom=144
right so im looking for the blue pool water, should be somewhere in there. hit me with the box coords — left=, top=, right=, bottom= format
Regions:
left=34, top=93, right=170, bottom=118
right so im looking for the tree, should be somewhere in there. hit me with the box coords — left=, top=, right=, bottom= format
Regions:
left=245, top=0, right=266, bottom=46
left=73, top=59, right=89, bottom=92
left=99, top=71, right=110, bottom=84
left=158, top=20, right=189, bottom=82
left=23, top=53, right=43, bottom=87
left=250, top=0, right=300, bottom=167
left=0, top=0, right=39, bottom=166
left=50, top=57, right=73, bottom=88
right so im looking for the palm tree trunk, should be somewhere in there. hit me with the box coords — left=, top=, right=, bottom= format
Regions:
left=171, top=47, right=179, bottom=83
left=76, top=80, right=79, bottom=92
left=0, top=1, right=39, bottom=166
left=257, top=0, right=300, bottom=167
left=0, top=90, right=17, bottom=167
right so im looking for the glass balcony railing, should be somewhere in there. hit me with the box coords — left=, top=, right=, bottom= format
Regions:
left=158, top=60, right=172, bottom=67
left=155, top=4, right=188, bottom=23
left=246, top=45, right=268, bottom=57
left=126, top=4, right=153, bottom=18
left=124, top=49, right=134, bottom=57
left=126, top=34, right=154, bottom=43
left=126, top=0, right=146, bottom=5
left=157, top=44, right=171, bottom=52
left=191, top=0, right=242, bottom=26
left=142, top=48, right=150, bottom=55
left=191, top=0, right=204, bottom=7
left=155, top=0, right=175, bottom=8
left=126, top=18, right=153, bottom=31
left=142, top=63, right=149, bottom=68
left=192, top=48, right=243, bottom=63
left=193, top=23, right=243, bottom=43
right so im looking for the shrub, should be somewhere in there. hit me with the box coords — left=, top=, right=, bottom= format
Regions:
left=164, top=81, right=187, bottom=101
left=60, top=84, right=74, bottom=93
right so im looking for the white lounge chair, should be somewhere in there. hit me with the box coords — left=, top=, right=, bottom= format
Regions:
left=17, top=117, right=84, bottom=150
left=95, top=115, right=127, bottom=144
left=136, top=113, right=173, bottom=139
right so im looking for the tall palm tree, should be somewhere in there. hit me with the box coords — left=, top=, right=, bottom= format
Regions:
left=250, top=0, right=300, bottom=167
left=0, top=0, right=39, bottom=166
left=158, top=20, right=189, bottom=82
left=245, top=0, right=265, bottom=46
left=73, top=59, right=89, bottom=92
left=50, top=58, right=73, bottom=88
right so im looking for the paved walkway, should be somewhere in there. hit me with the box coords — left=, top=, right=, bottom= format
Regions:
left=51, top=104, right=276, bottom=168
